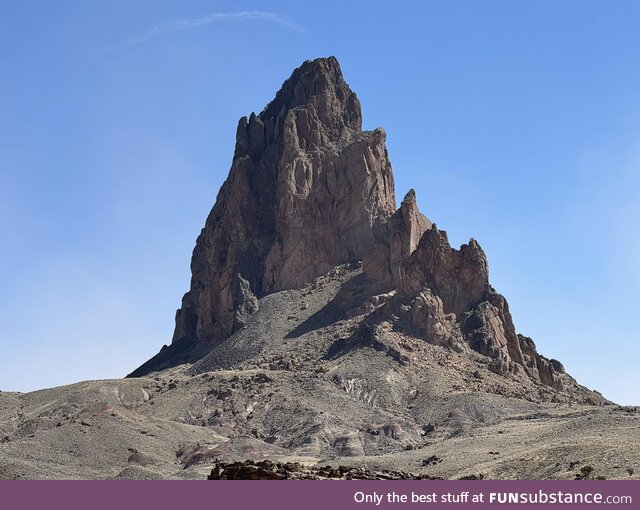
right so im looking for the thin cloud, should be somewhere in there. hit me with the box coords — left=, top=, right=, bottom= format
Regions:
left=102, top=11, right=306, bottom=52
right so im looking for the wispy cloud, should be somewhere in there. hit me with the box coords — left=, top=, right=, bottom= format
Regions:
left=102, top=11, right=306, bottom=52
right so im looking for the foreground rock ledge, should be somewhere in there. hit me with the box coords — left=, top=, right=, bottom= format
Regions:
left=207, top=460, right=441, bottom=480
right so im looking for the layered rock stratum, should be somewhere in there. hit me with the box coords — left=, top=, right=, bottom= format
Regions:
left=2, top=57, right=638, bottom=481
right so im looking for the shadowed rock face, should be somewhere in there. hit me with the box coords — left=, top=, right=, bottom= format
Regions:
left=173, top=57, right=397, bottom=346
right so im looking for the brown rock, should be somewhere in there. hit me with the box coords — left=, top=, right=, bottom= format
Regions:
left=409, top=289, right=460, bottom=347
left=517, top=334, right=564, bottom=390
left=232, top=274, right=259, bottom=332
left=462, top=301, right=511, bottom=360
left=173, top=57, right=396, bottom=346
left=207, top=460, right=439, bottom=480
left=402, top=226, right=489, bottom=317
left=364, top=189, right=431, bottom=285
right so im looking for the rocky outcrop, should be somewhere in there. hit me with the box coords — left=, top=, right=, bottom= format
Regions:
left=207, top=460, right=439, bottom=480
left=409, top=289, right=461, bottom=348
left=364, top=189, right=431, bottom=285
left=365, top=206, right=565, bottom=389
left=457, top=292, right=564, bottom=389
left=134, top=56, right=575, bottom=394
left=517, top=334, right=565, bottom=390
left=401, top=226, right=490, bottom=317
left=173, top=57, right=396, bottom=346
left=232, top=274, right=259, bottom=330
left=462, top=301, right=512, bottom=360
left=391, top=226, right=564, bottom=388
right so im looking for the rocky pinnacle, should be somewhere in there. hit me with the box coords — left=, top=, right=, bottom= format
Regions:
left=131, top=57, right=574, bottom=392
left=172, top=57, right=396, bottom=347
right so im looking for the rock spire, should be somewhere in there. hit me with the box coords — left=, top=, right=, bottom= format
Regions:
left=172, top=57, right=396, bottom=346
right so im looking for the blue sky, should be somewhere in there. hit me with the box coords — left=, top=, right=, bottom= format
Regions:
left=1, top=1, right=638, bottom=404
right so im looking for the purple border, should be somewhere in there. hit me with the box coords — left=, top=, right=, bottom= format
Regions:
left=1, top=480, right=638, bottom=510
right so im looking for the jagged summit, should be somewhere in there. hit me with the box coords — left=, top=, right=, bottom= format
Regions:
left=129, top=57, right=596, bottom=399
left=156, top=57, right=396, bottom=358
left=258, top=56, right=362, bottom=140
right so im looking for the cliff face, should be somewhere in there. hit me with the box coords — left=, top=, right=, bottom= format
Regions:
left=134, top=57, right=572, bottom=393
left=173, top=57, right=396, bottom=346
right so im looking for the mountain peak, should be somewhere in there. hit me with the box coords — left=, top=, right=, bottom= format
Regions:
left=260, top=56, right=361, bottom=132
left=130, top=58, right=601, bottom=403
left=233, top=57, right=363, bottom=162
left=143, top=57, right=397, bottom=364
